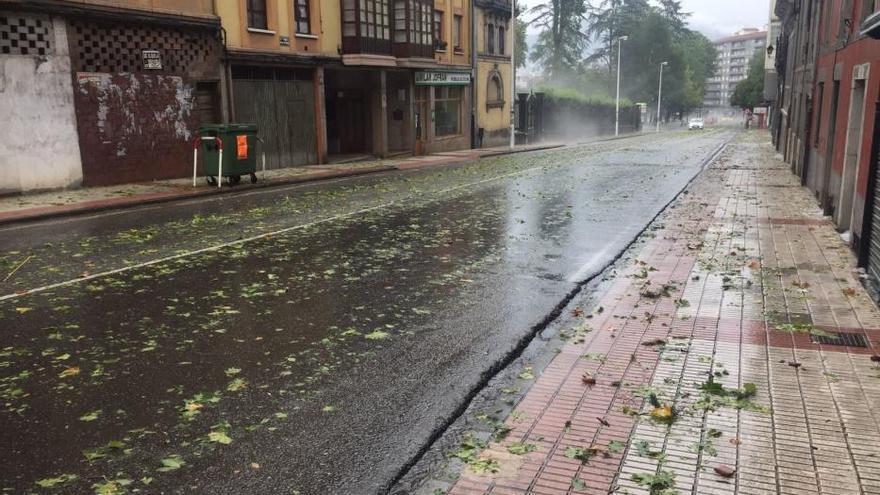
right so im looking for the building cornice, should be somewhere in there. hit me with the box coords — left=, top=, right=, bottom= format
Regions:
left=475, top=0, right=512, bottom=16
left=341, top=53, right=398, bottom=67
left=0, top=0, right=220, bottom=30
left=398, top=57, right=472, bottom=70
left=226, top=48, right=340, bottom=66
left=339, top=53, right=472, bottom=70
left=478, top=53, right=512, bottom=62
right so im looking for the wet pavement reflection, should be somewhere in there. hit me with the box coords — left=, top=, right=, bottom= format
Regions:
left=0, top=130, right=733, bottom=494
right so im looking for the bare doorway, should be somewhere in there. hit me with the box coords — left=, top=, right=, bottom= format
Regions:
left=838, top=68, right=869, bottom=232
left=823, top=79, right=840, bottom=215
left=386, top=71, right=412, bottom=154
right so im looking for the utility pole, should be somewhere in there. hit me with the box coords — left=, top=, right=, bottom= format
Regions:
left=615, top=36, right=628, bottom=137
left=656, top=61, right=668, bottom=133
left=509, top=0, right=516, bottom=150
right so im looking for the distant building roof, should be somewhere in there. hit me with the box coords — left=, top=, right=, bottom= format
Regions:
left=714, top=29, right=768, bottom=45
left=475, top=0, right=512, bottom=13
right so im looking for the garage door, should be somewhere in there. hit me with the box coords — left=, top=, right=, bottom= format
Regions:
left=232, top=66, right=317, bottom=169
left=865, top=103, right=880, bottom=292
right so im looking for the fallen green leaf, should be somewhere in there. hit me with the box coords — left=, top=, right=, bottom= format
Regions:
left=208, top=431, right=232, bottom=445
left=507, top=442, right=537, bottom=455
left=79, top=409, right=101, bottom=422
left=364, top=330, right=390, bottom=340
left=35, top=474, right=78, bottom=488
left=157, top=456, right=185, bottom=472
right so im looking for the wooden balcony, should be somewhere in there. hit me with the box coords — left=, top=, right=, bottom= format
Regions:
left=340, top=0, right=434, bottom=60
left=392, top=41, right=432, bottom=58
left=342, top=36, right=392, bottom=55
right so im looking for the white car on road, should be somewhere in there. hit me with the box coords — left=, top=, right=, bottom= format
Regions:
left=688, top=118, right=705, bottom=130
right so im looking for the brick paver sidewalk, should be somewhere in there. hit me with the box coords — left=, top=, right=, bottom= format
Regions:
left=446, top=131, right=880, bottom=495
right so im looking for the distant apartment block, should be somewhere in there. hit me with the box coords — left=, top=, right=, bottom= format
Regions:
left=703, top=28, right=768, bottom=108
left=764, top=0, right=782, bottom=103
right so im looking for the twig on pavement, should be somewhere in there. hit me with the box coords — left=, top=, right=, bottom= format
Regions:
left=3, top=255, right=33, bottom=283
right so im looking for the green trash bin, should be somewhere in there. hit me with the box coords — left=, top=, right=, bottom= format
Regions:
left=198, top=123, right=259, bottom=186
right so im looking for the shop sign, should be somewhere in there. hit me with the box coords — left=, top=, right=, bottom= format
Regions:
left=142, top=50, right=162, bottom=70
left=415, top=71, right=470, bottom=86
left=753, top=107, right=768, bottom=115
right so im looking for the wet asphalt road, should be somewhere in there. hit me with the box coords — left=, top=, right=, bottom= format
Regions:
left=0, top=128, right=734, bottom=494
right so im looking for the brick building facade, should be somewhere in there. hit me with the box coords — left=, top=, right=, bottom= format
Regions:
left=774, top=0, right=880, bottom=296
left=0, top=0, right=482, bottom=192
left=0, top=0, right=222, bottom=189
left=67, top=13, right=222, bottom=186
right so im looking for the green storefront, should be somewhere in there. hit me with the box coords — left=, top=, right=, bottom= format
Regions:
left=413, top=69, right=472, bottom=154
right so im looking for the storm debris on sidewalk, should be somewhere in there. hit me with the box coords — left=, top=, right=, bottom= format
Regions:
left=442, top=132, right=880, bottom=495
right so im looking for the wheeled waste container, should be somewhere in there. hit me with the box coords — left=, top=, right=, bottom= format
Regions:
left=198, top=123, right=259, bottom=185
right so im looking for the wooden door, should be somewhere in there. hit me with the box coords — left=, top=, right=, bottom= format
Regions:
left=194, top=81, right=220, bottom=124
left=337, top=90, right=366, bottom=154
left=415, top=86, right=428, bottom=155
left=232, top=78, right=317, bottom=168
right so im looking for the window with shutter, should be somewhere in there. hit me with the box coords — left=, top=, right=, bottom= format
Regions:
left=487, top=23, right=495, bottom=54
left=498, top=24, right=505, bottom=55
left=247, top=0, right=268, bottom=29
left=295, top=0, right=311, bottom=34
left=342, top=0, right=392, bottom=53
left=391, top=0, right=433, bottom=57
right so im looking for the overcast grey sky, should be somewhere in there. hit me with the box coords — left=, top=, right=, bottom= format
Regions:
left=520, top=0, right=772, bottom=41
left=679, top=0, right=771, bottom=40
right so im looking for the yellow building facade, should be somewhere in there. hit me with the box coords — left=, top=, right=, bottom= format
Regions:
left=473, top=0, right=512, bottom=147
left=216, top=0, right=475, bottom=165
left=0, top=0, right=480, bottom=191
left=213, top=0, right=335, bottom=166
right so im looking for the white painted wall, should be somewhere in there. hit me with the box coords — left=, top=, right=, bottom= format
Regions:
left=0, top=17, right=82, bottom=194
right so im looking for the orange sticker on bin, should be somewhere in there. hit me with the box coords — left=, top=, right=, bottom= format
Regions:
left=236, top=135, right=248, bottom=160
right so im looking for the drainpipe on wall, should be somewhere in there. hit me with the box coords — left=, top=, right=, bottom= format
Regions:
left=803, top=0, right=822, bottom=187
left=508, top=0, right=514, bottom=150
left=212, top=0, right=233, bottom=123
left=221, top=27, right=234, bottom=122
left=471, top=0, right=478, bottom=149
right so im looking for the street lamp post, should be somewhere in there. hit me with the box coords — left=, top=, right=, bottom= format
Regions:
left=614, top=35, right=628, bottom=137
left=656, top=61, right=668, bottom=133
left=509, top=0, right=516, bottom=150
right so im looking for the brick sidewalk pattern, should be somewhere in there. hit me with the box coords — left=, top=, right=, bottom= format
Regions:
left=447, top=132, right=880, bottom=495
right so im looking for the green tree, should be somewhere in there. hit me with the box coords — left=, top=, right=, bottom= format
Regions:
left=584, top=0, right=651, bottom=73
left=529, top=0, right=591, bottom=76
left=657, top=0, right=688, bottom=34
left=530, top=0, right=714, bottom=116
left=617, top=8, right=679, bottom=102
left=730, top=49, right=766, bottom=109
left=585, top=2, right=714, bottom=117
left=680, top=66, right=703, bottom=109
left=515, top=1, right=528, bottom=69
left=673, top=30, right=717, bottom=111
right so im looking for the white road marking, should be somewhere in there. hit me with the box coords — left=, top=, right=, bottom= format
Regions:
left=0, top=165, right=549, bottom=302
left=1, top=132, right=729, bottom=302
left=0, top=133, right=659, bottom=234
